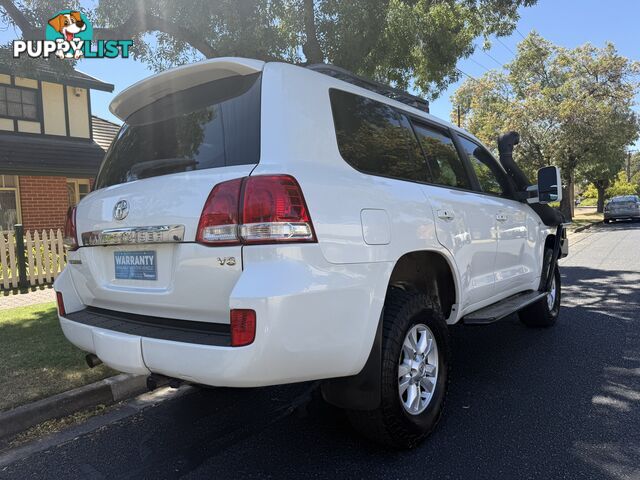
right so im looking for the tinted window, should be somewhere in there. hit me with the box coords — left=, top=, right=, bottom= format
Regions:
left=330, top=89, right=428, bottom=183
left=412, top=123, right=469, bottom=189
left=95, top=73, right=261, bottom=189
left=458, top=137, right=507, bottom=196
left=612, top=196, right=639, bottom=203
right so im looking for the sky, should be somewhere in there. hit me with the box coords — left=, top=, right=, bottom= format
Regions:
left=428, top=0, right=640, bottom=123
left=1, top=0, right=639, bottom=136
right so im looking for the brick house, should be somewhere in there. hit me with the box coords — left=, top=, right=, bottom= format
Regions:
left=0, top=64, right=119, bottom=232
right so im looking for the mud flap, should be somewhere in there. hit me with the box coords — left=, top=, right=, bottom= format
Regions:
left=543, top=224, right=565, bottom=292
left=320, top=315, right=382, bottom=411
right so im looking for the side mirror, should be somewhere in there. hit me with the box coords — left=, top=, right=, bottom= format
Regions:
left=538, top=166, right=562, bottom=203
left=528, top=166, right=562, bottom=204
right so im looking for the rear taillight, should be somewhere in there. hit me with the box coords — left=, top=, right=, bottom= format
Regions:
left=230, top=309, right=256, bottom=347
left=63, top=206, right=78, bottom=251
left=240, top=175, right=315, bottom=244
left=196, top=178, right=243, bottom=245
left=196, top=175, right=316, bottom=246
left=56, top=291, right=66, bottom=316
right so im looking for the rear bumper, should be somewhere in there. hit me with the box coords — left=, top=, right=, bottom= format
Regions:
left=604, top=211, right=640, bottom=220
left=55, top=244, right=393, bottom=387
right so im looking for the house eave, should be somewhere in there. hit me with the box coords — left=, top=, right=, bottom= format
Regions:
left=0, top=132, right=106, bottom=178
left=0, top=65, right=114, bottom=92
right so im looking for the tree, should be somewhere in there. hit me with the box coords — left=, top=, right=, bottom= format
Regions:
left=452, top=32, right=640, bottom=220
left=576, top=114, right=637, bottom=212
left=0, top=0, right=537, bottom=97
left=606, top=171, right=638, bottom=198
left=629, top=151, right=640, bottom=181
left=586, top=160, right=621, bottom=213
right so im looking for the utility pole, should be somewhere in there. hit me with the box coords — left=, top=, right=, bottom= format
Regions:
left=627, top=151, right=632, bottom=180
left=457, top=105, right=461, bottom=127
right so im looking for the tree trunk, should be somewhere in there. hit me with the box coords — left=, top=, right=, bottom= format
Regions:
left=302, top=0, right=323, bottom=64
left=569, top=180, right=575, bottom=217
left=0, top=0, right=37, bottom=39
left=559, top=170, right=573, bottom=222
left=596, top=186, right=606, bottom=213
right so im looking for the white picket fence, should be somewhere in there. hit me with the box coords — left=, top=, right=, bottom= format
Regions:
left=0, top=229, right=66, bottom=290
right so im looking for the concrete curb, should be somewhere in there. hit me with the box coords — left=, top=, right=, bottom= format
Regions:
left=573, top=220, right=602, bottom=233
left=0, top=385, right=194, bottom=469
left=0, top=374, right=147, bottom=440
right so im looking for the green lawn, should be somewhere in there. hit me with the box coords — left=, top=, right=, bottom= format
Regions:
left=569, top=208, right=603, bottom=232
left=0, top=302, right=115, bottom=412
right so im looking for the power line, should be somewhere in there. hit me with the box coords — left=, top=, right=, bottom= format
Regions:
left=481, top=49, right=504, bottom=69
left=468, top=57, right=491, bottom=73
left=456, top=68, right=477, bottom=82
left=455, top=68, right=513, bottom=104
left=515, top=27, right=527, bottom=40
left=496, top=36, right=516, bottom=56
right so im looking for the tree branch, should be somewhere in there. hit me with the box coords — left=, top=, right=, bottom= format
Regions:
left=0, top=0, right=36, bottom=38
left=93, top=11, right=218, bottom=59
left=301, top=0, right=323, bottom=64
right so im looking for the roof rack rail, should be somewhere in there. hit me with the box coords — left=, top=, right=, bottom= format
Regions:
left=307, top=64, right=429, bottom=113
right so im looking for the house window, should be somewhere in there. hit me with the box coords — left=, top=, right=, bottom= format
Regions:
left=0, top=85, right=39, bottom=121
left=67, top=178, right=91, bottom=206
left=0, top=175, right=20, bottom=232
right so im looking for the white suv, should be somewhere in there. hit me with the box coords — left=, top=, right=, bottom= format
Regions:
left=55, top=58, right=567, bottom=448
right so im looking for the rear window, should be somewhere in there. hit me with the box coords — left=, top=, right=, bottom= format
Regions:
left=95, top=73, right=261, bottom=189
left=329, top=89, right=429, bottom=183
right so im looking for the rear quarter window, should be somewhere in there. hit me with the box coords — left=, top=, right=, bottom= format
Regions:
left=329, top=89, right=428, bottom=183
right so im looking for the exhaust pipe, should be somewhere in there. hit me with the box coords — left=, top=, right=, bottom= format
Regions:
left=85, top=353, right=102, bottom=368
left=146, top=373, right=182, bottom=391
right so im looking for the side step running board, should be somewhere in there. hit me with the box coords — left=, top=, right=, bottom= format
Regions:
left=462, top=290, right=547, bottom=325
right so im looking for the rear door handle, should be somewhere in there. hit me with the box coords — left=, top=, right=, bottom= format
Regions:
left=496, top=213, right=508, bottom=222
left=437, top=209, right=455, bottom=221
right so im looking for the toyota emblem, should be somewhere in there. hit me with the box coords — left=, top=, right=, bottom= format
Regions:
left=113, top=200, right=129, bottom=221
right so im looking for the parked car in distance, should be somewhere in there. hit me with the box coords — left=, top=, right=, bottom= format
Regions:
left=604, top=195, right=640, bottom=223
left=54, top=57, right=567, bottom=449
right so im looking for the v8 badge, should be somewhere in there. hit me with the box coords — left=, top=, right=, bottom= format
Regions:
left=217, top=257, right=236, bottom=266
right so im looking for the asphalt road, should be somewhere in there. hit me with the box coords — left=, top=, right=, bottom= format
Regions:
left=3, top=221, right=640, bottom=480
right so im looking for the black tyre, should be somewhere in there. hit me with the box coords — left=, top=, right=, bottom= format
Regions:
left=519, top=251, right=561, bottom=327
left=347, top=288, right=450, bottom=449
left=604, top=219, right=611, bottom=224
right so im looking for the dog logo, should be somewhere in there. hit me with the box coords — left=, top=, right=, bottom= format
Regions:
left=48, top=12, right=86, bottom=43
left=113, top=200, right=129, bottom=221
left=13, top=9, right=132, bottom=60
left=46, top=10, right=92, bottom=59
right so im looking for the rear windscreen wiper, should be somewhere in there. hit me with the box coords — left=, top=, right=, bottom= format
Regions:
left=126, top=157, right=197, bottom=181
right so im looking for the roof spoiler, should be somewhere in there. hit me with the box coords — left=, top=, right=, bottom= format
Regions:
left=109, top=57, right=265, bottom=120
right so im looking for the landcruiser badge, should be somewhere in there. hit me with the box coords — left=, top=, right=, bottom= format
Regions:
left=113, top=200, right=129, bottom=221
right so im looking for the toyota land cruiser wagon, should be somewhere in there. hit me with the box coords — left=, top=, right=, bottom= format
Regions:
left=55, top=57, right=567, bottom=448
